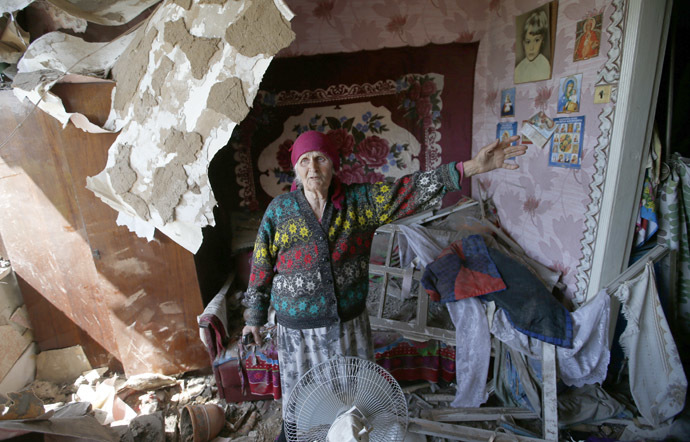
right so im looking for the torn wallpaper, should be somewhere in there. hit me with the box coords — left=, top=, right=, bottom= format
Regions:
left=13, top=30, right=137, bottom=132
left=44, top=0, right=160, bottom=26
left=85, top=0, right=295, bottom=253
left=0, top=0, right=160, bottom=25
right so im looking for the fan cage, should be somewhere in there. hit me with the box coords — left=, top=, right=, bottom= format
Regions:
left=285, top=357, right=408, bottom=442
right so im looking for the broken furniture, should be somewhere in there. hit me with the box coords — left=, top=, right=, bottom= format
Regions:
left=367, top=199, right=559, bottom=441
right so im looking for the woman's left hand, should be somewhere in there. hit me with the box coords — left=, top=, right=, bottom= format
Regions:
left=463, top=135, right=528, bottom=177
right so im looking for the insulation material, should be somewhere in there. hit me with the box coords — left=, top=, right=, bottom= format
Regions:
left=86, top=0, right=295, bottom=253
left=13, top=30, right=137, bottom=132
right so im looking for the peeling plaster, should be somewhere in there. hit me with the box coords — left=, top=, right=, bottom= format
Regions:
left=45, top=0, right=160, bottom=26
left=224, top=0, right=295, bottom=58
left=14, top=0, right=295, bottom=253
left=172, top=0, right=192, bottom=10
left=109, top=144, right=137, bottom=194
left=149, top=130, right=204, bottom=223
left=206, top=77, right=249, bottom=122
left=163, top=19, right=220, bottom=80
left=111, top=28, right=158, bottom=115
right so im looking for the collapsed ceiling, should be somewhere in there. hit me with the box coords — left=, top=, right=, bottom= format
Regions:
left=7, top=0, right=296, bottom=252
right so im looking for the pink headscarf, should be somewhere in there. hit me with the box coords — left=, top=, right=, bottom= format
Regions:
left=289, top=130, right=344, bottom=209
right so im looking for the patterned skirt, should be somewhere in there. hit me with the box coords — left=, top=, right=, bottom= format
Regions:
left=276, top=310, right=374, bottom=418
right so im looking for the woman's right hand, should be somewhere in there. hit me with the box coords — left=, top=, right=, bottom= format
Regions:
left=241, top=325, right=263, bottom=346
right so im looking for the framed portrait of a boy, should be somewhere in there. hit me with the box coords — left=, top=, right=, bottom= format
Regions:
left=514, top=1, right=558, bottom=84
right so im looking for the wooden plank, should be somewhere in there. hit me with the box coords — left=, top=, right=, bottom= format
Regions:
left=420, top=407, right=538, bottom=422
left=0, top=88, right=119, bottom=368
left=52, top=83, right=208, bottom=376
left=541, top=343, right=558, bottom=441
left=369, top=316, right=455, bottom=343
left=0, top=85, right=207, bottom=375
left=408, top=418, right=546, bottom=442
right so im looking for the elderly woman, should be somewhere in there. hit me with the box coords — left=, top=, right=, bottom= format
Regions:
left=242, top=130, right=526, bottom=425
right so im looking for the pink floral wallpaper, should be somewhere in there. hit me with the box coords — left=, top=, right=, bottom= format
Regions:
left=280, top=0, right=623, bottom=301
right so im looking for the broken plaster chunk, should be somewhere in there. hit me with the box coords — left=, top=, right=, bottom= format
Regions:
left=110, top=143, right=137, bottom=195
left=150, top=56, right=173, bottom=98
left=206, top=77, right=250, bottom=122
left=121, top=373, right=177, bottom=392
left=132, top=91, right=159, bottom=124
left=112, top=27, right=159, bottom=115
left=147, top=129, right=204, bottom=223
left=163, top=19, right=220, bottom=80
left=12, top=69, right=63, bottom=94
left=36, top=345, right=93, bottom=384
left=224, top=0, right=296, bottom=58
left=172, top=0, right=193, bottom=10
left=151, top=164, right=190, bottom=223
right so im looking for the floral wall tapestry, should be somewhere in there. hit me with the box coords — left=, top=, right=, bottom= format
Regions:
left=229, top=42, right=478, bottom=211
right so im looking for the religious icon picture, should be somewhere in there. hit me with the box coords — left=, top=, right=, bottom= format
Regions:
left=574, top=14, right=602, bottom=61
left=521, top=121, right=533, bottom=145
left=557, top=74, right=582, bottom=114
left=497, top=121, right=518, bottom=145
left=514, top=1, right=558, bottom=84
left=500, top=88, right=516, bottom=117
left=497, top=121, right=518, bottom=160
left=549, top=116, right=584, bottom=169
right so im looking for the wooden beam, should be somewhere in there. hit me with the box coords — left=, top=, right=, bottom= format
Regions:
left=420, top=407, right=538, bottom=422
left=408, top=418, right=546, bottom=442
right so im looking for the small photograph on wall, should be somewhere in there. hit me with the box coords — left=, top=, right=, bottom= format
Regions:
left=557, top=74, right=582, bottom=114
left=514, top=1, right=558, bottom=84
left=549, top=116, right=584, bottom=169
left=574, top=14, right=602, bottom=61
left=500, top=88, right=516, bottom=117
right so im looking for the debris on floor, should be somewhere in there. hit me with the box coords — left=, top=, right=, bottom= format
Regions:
left=0, top=366, right=283, bottom=442
left=1, top=357, right=688, bottom=442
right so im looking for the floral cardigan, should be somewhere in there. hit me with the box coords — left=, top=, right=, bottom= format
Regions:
left=244, top=163, right=462, bottom=329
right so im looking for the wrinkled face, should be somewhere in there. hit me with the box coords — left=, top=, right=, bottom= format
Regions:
left=295, top=150, right=333, bottom=194
left=523, top=31, right=543, bottom=61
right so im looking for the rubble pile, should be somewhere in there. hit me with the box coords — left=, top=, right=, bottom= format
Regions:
left=0, top=368, right=282, bottom=441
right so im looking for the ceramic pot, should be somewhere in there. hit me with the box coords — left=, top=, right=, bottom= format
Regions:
left=179, top=403, right=225, bottom=442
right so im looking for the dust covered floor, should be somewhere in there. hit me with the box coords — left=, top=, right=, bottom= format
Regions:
left=14, top=369, right=283, bottom=441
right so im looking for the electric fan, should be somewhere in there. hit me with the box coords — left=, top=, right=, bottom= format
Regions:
left=284, top=356, right=408, bottom=442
